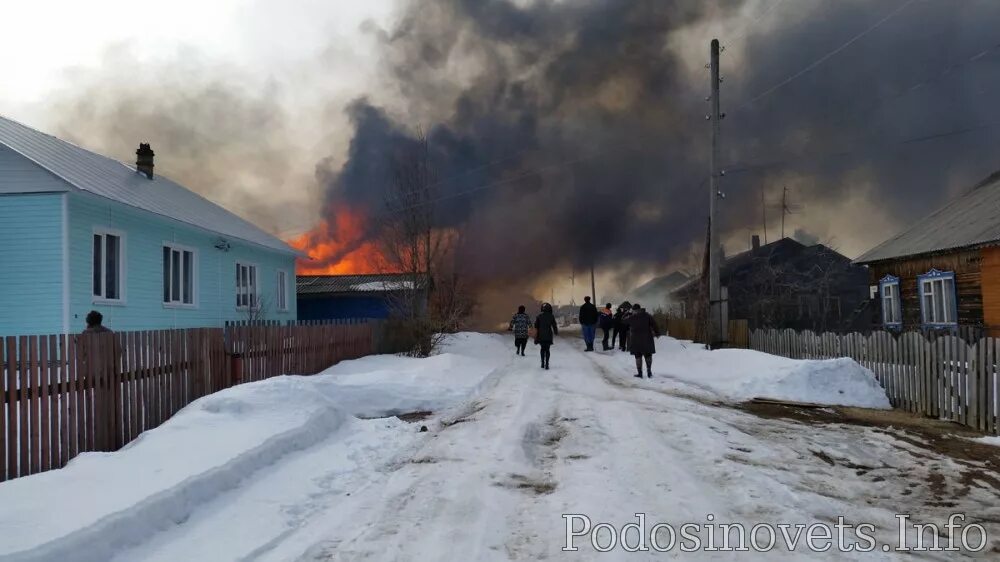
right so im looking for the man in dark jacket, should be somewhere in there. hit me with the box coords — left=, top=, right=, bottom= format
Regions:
left=626, top=303, right=660, bottom=378
left=613, top=301, right=632, bottom=351
left=508, top=305, right=532, bottom=356
left=534, top=303, right=559, bottom=369
left=578, top=296, right=599, bottom=351
left=599, top=303, right=614, bottom=351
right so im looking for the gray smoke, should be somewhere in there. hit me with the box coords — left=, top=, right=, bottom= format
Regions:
left=42, top=0, right=1000, bottom=289
left=322, top=0, right=1000, bottom=283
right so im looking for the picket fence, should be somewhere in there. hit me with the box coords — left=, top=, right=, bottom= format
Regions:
left=0, top=323, right=374, bottom=482
left=665, top=318, right=749, bottom=348
left=750, top=328, right=1000, bottom=434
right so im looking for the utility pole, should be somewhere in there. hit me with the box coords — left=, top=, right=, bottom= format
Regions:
left=760, top=186, right=768, bottom=244
left=781, top=186, right=787, bottom=239
left=707, top=38, right=726, bottom=348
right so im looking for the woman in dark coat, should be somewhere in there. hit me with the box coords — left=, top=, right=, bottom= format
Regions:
left=534, top=302, right=559, bottom=370
left=626, top=303, right=660, bottom=378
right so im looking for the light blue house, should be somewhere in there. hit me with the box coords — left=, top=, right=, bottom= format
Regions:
left=0, top=115, right=299, bottom=335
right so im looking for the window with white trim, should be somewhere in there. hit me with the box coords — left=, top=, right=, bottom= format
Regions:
left=879, top=275, right=901, bottom=326
left=919, top=269, right=957, bottom=325
left=93, top=230, right=124, bottom=301
left=276, top=270, right=289, bottom=311
left=236, top=262, right=258, bottom=309
left=163, top=244, right=196, bottom=306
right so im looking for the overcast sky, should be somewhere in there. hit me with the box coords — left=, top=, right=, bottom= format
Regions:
left=0, top=0, right=395, bottom=107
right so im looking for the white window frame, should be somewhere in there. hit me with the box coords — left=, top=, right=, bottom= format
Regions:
left=235, top=261, right=259, bottom=310
left=919, top=269, right=957, bottom=327
left=162, top=242, right=198, bottom=308
left=276, top=269, right=289, bottom=312
left=879, top=275, right=901, bottom=328
left=92, top=227, right=126, bottom=305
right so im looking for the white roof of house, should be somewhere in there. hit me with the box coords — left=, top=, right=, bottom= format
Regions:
left=855, top=172, right=1000, bottom=263
left=0, top=115, right=298, bottom=255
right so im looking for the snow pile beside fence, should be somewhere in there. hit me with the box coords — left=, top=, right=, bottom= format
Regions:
left=315, top=332, right=511, bottom=417
left=643, top=338, right=891, bottom=409
left=0, top=376, right=349, bottom=562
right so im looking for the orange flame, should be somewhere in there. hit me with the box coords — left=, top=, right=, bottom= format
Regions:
left=289, top=207, right=390, bottom=275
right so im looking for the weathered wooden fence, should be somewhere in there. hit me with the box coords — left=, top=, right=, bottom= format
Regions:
left=0, top=323, right=375, bottom=482
left=750, top=328, right=1000, bottom=434
left=665, top=318, right=749, bottom=348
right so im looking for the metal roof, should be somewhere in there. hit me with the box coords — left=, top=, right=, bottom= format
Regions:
left=297, top=273, right=429, bottom=295
left=855, top=173, right=1000, bottom=263
left=0, top=115, right=298, bottom=255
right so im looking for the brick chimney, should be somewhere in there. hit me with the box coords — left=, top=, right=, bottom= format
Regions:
left=751, top=234, right=761, bottom=251
left=136, top=143, right=154, bottom=179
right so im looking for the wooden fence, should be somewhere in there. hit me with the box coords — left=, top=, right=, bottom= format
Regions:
left=665, top=318, right=749, bottom=348
left=0, top=323, right=374, bottom=482
left=750, top=328, right=1000, bottom=434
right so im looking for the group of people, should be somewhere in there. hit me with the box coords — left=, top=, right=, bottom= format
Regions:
left=508, top=297, right=660, bottom=377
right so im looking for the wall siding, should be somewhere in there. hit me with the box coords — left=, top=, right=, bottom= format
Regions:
left=0, top=145, right=70, bottom=194
left=298, top=295, right=393, bottom=320
left=68, top=192, right=296, bottom=331
left=0, top=194, right=64, bottom=334
left=981, top=246, right=1000, bottom=336
left=867, top=249, right=983, bottom=328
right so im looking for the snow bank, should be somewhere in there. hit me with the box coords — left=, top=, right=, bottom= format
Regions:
left=0, top=377, right=349, bottom=562
left=612, top=337, right=890, bottom=409
left=0, top=333, right=511, bottom=561
left=969, top=436, right=1000, bottom=447
left=314, top=332, right=511, bottom=417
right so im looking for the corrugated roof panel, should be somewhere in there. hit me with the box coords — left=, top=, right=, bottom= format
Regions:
left=855, top=176, right=1000, bottom=263
left=0, top=115, right=298, bottom=255
left=297, top=274, right=428, bottom=294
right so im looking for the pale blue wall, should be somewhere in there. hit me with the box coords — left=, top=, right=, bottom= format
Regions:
left=0, top=193, right=65, bottom=335
left=68, top=192, right=297, bottom=332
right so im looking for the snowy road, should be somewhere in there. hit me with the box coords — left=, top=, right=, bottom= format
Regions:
left=101, top=337, right=1000, bottom=561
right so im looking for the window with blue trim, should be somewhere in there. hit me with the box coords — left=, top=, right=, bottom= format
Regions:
left=879, top=275, right=901, bottom=327
left=918, top=269, right=957, bottom=326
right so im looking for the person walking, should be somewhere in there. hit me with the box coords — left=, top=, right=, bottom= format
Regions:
left=599, top=303, right=614, bottom=350
left=626, top=303, right=660, bottom=378
left=578, top=296, right=599, bottom=351
left=534, top=302, right=559, bottom=369
left=614, top=301, right=632, bottom=351
left=508, top=305, right=532, bottom=356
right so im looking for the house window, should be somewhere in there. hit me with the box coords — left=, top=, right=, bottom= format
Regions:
left=163, top=244, right=196, bottom=306
left=236, top=262, right=258, bottom=309
left=276, top=270, right=289, bottom=311
left=879, top=275, right=901, bottom=327
left=919, top=269, right=957, bottom=326
left=93, top=229, right=124, bottom=302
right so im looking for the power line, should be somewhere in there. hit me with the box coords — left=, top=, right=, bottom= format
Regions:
left=734, top=0, right=918, bottom=112
left=723, top=117, right=1000, bottom=177
left=786, top=39, right=1000, bottom=132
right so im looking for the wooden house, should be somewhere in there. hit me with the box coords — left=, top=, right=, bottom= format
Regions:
left=0, top=115, right=299, bottom=334
left=297, top=273, right=429, bottom=321
left=672, top=237, right=870, bottom=332
left=855, top=172, right=1000, bottom=336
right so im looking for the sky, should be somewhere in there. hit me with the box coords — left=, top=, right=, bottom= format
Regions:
left=2, top=0, right=999, bottom=308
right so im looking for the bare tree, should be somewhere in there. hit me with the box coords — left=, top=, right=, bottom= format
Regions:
left=377, top=131, right=476, bottom=356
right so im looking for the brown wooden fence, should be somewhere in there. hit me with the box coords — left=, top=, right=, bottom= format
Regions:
left=750, top=328, right=1000, bottom=435
left=0, top=323, right=374, bottom=482
left=665, top=318, right=749, bottom=348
